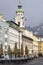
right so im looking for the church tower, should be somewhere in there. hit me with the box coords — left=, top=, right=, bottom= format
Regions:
left=15, top=0, right=25, bottom=29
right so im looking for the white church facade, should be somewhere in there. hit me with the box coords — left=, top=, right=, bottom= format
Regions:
left=0, top=1, right=39, bottom=57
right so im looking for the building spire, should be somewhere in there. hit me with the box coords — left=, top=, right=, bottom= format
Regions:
left=18, top=0, right=22, bottom=9
left=16, top=0, right=24, bottom=13
left=15, top=0, right=25, bottom=28
left=19, top=0, right=21, bottom=4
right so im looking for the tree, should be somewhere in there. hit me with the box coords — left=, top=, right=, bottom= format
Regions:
left=7, top=45, right=12, bottom=56
left=20, top=44, right=24, bottom=56
left=0, top=44, right=3, bottom=57
left=25, top=45, right=28, bottom=56
left=14, top=43, right=18, bottom=57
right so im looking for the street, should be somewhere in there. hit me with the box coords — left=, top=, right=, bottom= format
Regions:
left=19, top=57, right=43, bottom=65
left=28, top=57, right=43, bottom=65
left=0, top=57, right=43, bottom=65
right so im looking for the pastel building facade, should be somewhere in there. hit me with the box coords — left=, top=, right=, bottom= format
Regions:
left=0, top=16, right=9, bottom=55
left=0, top=1, right=39, bottom=57
left=22, top=29, right=38, bottom=57
left=38, top=38, right=43, bottom=56
left=33, top=35, right=38, bottom=57
left=0, top=16, right=22, bottom=55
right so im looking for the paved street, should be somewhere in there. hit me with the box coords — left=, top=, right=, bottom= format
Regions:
left=19, top=57, right=43, bottom=65
left=28, top=57, right=43, bottom=65
left=0, top=57, right=43, bottom=65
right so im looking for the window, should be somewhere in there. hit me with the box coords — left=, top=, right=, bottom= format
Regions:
left=18, top=22, right=20, bottom=26
left=5, top=38, right=7, bottom=42
left=21, top=14, right=22, bottom=15
left=5, top=28, right=8, bottom=43
left=17, top=14, right=20, bottom=16
left=0, top=27, right=2, bottom=33
left=5, top=46, right=7, bottom=49
left=5, top=28, right=8, bottom=34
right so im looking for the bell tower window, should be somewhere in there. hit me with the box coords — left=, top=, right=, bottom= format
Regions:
left=18, top=22, right=20, bottom=26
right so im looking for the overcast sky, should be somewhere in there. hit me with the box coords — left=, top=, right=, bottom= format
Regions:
left=0, top=0, right=43, bottom=27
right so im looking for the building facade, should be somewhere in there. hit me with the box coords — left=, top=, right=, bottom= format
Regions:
left=22, top=29, right=38, bottom=57
left=0, top=1, right=39, bottom=57
left=0, top=16, right=22, bottom=55
left=38, top=38, right=43, bottom=56
left=33, top=35, right=38, bottom=57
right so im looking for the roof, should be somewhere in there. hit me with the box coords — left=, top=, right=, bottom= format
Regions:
left=6, top=21, right=20, bottom=31
left=23, top=35, right=33, bottom=41
left=16, top=9, right=24, bottom=13
left=7, top=21, right=19, bottom=26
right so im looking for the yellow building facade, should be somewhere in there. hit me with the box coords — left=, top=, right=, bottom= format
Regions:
left=41, top=42, right=43, bottom=55
left=0, top=15, right=2, bottom=21
left=38, top=41, right=43, bottom=56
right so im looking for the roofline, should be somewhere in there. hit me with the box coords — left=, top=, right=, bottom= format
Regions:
left=23, top=35, right=33, bottom=41
left=6, top=21, right=19, bottom=26
left=6, top=20, right=21, bottom=31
